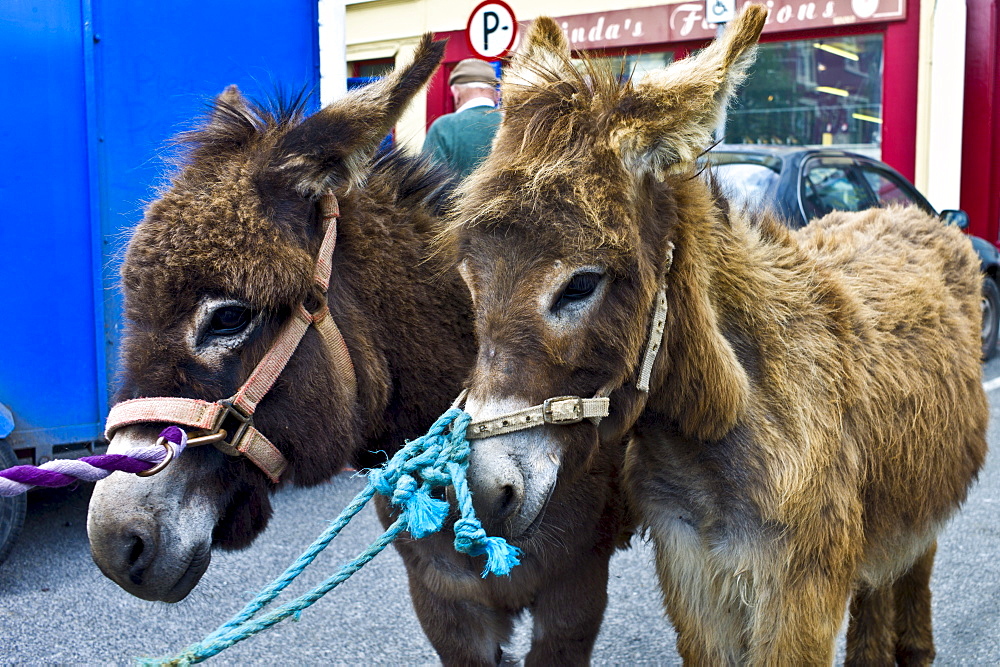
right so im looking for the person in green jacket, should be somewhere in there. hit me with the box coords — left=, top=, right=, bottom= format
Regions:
left=422, top=58, right=500, bottom=180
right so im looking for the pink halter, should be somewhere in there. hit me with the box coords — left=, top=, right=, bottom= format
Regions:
left=104, top=193, right=356, bottom=483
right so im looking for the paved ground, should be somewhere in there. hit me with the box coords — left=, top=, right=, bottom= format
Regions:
left=2, top=358, right=999, bottom=664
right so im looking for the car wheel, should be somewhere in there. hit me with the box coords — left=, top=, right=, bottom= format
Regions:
left=0, top=438, right=26, bottom=564
left=981, top=276, right=1000, bottom=360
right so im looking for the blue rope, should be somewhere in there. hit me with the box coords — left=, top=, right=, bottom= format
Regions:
left=143, top=408, right=521, bottom=666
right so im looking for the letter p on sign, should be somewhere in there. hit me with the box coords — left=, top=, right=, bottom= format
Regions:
left=466, top=0, right=518, bottom=59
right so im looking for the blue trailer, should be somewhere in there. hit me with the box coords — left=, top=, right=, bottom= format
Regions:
left=0, top=0, right=321, bottom=560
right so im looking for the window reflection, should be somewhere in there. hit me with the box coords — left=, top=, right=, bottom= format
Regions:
left=802, top=164, right=869, bottom=217
left=576, top=52, right=674, bottom=83
left=712, top=163, right=779, bottom=210
left=859, top=168, right=914, bottom=207
left=726, top=34, right=884, bottom=157
left=354, top=60, right=394, bottom=78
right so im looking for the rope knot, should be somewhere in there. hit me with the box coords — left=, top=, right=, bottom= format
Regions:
left=159, top=425, right=188, bottom=455
left=391, top=474, right=418, bottom=506
left=419, top=466, right=450, bottom=487
left=367, top=467, right=396, bottom=497
left=452, top=517, right=522, bottom=578
left=390, top=474, right=448, bottom=539
left=453, top=517, right=488, bottom=550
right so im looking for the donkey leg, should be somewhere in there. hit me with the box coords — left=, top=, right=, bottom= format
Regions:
left=746, top=568, right=852, bottom=666
left=652, top=540, right=746, bottom=665
left=893, top=541, right=937, bottom=666
left=375, top=497, right=514, bottom=666
left=406, top=567, right=515, bottom=667
left=524, top=549, right=612, bottom=666
left=845, top=583, right=896, bottom=666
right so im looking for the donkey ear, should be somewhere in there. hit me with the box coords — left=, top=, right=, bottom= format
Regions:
left=273, top=34, right=446, bottom=198
left=207, top=84, right=250, bottom=126
left=216, top=84, right=247, bottom=110
left=615, top=4, right=767, bottom=178
left=503, top=17, right=573, bottom=97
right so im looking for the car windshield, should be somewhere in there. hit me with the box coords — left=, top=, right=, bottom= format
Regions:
left=708, top=162, right=780, bottom=210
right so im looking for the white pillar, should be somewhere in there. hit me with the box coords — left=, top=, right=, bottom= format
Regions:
left=318, top=0, right=347, bottom=105
left=925, top=0, right=967, bottom=211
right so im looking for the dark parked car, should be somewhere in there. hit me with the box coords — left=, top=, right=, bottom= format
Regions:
left=706, top=145, right=1000, bottom=359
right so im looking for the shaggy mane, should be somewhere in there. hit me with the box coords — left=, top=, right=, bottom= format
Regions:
left=371, top=147, right=457, bottom=216
left=443, top=54, right=645, bottom=250
left=167, top=89, right=455, bottom=215
left=177, top=87, right=313, bottom=158
left=498, top=55, right=627, bottom=173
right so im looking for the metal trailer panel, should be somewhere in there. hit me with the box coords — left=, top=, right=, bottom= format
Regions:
left=0, top=0, right=319, bottom=462
left=0, top=1, right=102, bottom=459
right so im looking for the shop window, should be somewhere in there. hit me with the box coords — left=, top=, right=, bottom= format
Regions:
left=725, top=34, right=884, bottom=156
left=353, top=59, right=394, bottom=78
left=575, top=51, right=674, bottom=83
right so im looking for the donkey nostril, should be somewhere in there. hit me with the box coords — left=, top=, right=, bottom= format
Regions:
left=124, top=528, right=155, bottom=586
left=127, top=535, right=145, bottom=567
left=127, top=535, right=148, bottom=586
left=495, top=484, right=519, bottom=520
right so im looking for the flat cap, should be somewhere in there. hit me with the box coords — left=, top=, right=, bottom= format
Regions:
left=449, top=58, right=499, bottom=86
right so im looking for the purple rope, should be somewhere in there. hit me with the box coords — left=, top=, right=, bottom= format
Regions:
left=0, top=426, right=188, bottom=497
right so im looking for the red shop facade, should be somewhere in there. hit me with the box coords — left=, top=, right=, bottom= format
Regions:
left=429, top=0, right=1000, bottom=245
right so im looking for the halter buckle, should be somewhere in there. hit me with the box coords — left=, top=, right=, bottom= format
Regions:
left=208, top=400, right=254, bottom=456
left=542, top=396, right=585, bottom=425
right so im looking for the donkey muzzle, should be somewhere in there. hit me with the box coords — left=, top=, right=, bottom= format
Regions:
left=463, top=395, right=563, bottom=539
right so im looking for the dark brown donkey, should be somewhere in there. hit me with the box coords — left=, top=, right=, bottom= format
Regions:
left=86, top=36, right=628, bottom=665
left=442, top=6, right=987, bottom=664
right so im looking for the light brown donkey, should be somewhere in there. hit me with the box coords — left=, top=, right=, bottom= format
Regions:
left=442, top=5, right=987, bottom=664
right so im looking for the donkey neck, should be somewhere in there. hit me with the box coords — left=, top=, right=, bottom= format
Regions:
left=328, top=183, right=475, bottom=461
left=643, top=177, right=830, bottom=442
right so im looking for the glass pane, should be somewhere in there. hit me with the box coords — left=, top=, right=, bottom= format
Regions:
left=859, top=168, right=917, bottom=207
left=802, top=165, right=868, bottom=218
left=724, top=34, right=884, bottom=158
left=711, top=163, right=780, bottom=209
left=577, top=51, right=673, bottom=83
left=625, top=52, right=674, bottom=83
left=356, top=61, right=394, bottom=78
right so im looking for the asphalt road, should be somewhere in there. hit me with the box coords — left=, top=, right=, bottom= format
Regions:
left=3, top=359, right=1000, bottom=665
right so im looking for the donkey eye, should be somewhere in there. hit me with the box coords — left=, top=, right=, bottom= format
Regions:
left=553, top=272, right=603, bottom=311
left=209, top=306, right=252, bottom=336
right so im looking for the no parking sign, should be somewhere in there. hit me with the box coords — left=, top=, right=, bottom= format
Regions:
left=465, top=0, right=518, bottom=60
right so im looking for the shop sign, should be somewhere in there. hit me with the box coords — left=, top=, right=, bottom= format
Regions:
left=550, top=0, right=905, bottom=49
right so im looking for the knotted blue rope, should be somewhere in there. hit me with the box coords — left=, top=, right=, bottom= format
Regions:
left=144, top=408, right=520, bottom=666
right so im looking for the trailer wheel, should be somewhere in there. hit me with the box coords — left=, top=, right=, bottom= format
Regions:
left=0, top=439, right=26, bottom=564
